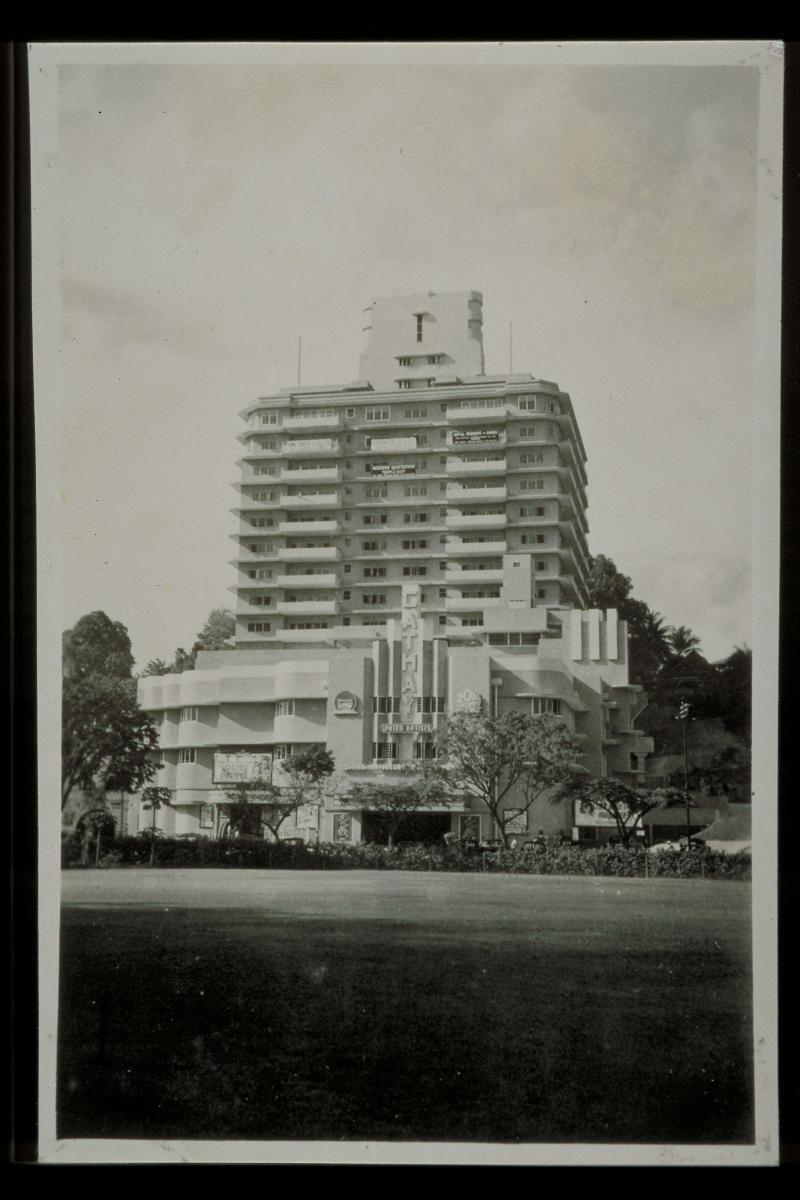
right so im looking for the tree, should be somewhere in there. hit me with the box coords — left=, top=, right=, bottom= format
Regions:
left=668, top=625, right=701, bottom=657
left=586, top=556, right=671, bottom=690
left=62, top=613, right=160, bottom=812
left=222, top=746, right=337, bottom=842
left=62, top=674, right=160, bottom=809
left=141, top=658, right=170, bottom=678
left=141, top=785, right=172, bottom=864
left=349, top=769, right=448, bottom=848
left=145, top=608, right=237, bottom=675
left=434, top=711, right=581, bottom=847
left=63, top=611, right=135, bottom=681
left=194, top=608, right=236, bottom=652
left=562, top=776, right=683, bottom=847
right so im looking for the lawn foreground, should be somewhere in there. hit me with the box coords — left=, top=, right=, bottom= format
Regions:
left=58, top=869, right=753, bottom=1144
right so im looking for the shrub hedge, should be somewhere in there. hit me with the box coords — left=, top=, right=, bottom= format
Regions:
left=61, top=835, right=751, bottom=881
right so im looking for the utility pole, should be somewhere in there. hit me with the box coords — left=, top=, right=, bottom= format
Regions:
left=679, top=699, right=692, bottom=847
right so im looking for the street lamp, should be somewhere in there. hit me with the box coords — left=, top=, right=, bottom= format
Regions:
left=677, top=699, right=692, bottom=848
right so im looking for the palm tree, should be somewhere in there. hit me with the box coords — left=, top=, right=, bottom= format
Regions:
left=668, top=625, right=701, bottom=657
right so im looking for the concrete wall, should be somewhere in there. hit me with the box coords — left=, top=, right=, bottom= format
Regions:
left=358, top=291, right=485, bottom=390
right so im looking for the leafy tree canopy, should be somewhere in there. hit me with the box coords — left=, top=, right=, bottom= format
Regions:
left=434, top=711, right=581, bottom=847
left=141, top=608, right=236, bottom=675
left=63, top=611, right=135, bottom=681
left=222, top=746, right=338, bottom=842
left=562, top=775, right=683, bottom=847
left=62, top=671, right=159, bottom=809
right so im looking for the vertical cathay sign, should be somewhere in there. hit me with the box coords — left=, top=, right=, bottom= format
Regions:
left=400, top=584, right=421, bottom=723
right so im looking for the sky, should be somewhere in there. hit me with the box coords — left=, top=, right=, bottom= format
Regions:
left=52, top=49, right=769, bottom=669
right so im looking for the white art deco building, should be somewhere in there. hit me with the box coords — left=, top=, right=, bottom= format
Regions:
left=138, top=292, right=653, bottom=843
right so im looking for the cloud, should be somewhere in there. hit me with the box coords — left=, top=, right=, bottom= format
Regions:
left=62, top=277, right=223, bottom=356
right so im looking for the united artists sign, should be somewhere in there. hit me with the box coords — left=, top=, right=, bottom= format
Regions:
left=379, top=722, right=434, bottom=734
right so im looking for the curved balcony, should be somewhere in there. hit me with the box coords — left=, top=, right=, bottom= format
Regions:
left=446, top=483, right=507, bottom=504
left=282, top=437, right=339, bottom=457
left=277, top=545, right=340, bottom=562
left=280, top=466, right=341, bottom=484
left=449, top=538, right=507, bottom=556
left=444, top=567, right=504, bottom=584
left=446, top=403, right=509, bottom=423
left=281, top=414, right=342, bottom=432
left=276, top=599, right=339, bottom=616
left=276, top=573, right=338, bottom=589
left=278, top=519, right=340, bottom=535
left=278, top=492, right=339, bottom=509
left=445, top=512, right=507, bottom=531
left=445, top=596, right=501, bottom=611
left=446, top=457, right=507, bottom=477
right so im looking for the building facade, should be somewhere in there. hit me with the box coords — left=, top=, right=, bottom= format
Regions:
left=138, top=291, right=652, bottom=843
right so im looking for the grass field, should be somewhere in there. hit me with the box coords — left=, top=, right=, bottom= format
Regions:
left=58, top=869, right=754, bottom=1144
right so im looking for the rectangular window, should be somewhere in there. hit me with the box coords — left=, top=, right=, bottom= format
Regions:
left=275, top=700, right=295, bottom=717
left=248, top=543, right=264, bottom=554
left=365, top=407, right=391, bottom=422
left=363, top=514, right=388, bottom=525
left=438, top=615, right=447, bottom=625
left=246, top=568, right=272, bottom=579
left=252, top=594, right=272, bottom=606
left=362, top=593, right=387, bottom=606
left=345, top=407, right=355, bottom=418
left=535, top=560, right=547, bottom=570
left=247, top=621, right=271, bottom=632
left=536, top=588, right=546, bottom=599
left=415, top=696, right=446, bottom=713
left=401, top=539, right=428, bottom=550
left=519, top=480, right=545, bottom=491
left=366, top=485, right=388, bottom=499
left=363, top=566, right=387, bottom=578
left=416, top=314, right=424, bottom=342
left=180, top=706, right=198, bottom=723
left=413, top=741, right=438, bottom=759
left=259, top=412, right=278, bottom=425
left=373, top=696, right=401, bottom=714
left=402, top=566, right=427, bottom=577
left=249, top=516, right=274, bottom=527
left=531, top=697, right=563, bottom=715
left=461, top=616, right=483, bottom=627
left=404, top=485, right=428, bottom=497
left=362, top=539, right=387, bottom=551
left=403, top=512, right=428, bottom=524
left=372, top=741, right=399, bottom=760
left=253, top=465, right=278, bottom=475
left=343, top=590, right=351, bottom=600
left=519, top=452, right=545, bottom=464
left=404, top=407, right=427, bottom=419
left=273, top=743, right=291, bottom=760
left=178, top=748, right=196, bottom=764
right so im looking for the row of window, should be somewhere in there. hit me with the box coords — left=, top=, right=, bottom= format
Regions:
left=245, top=528, right=556, bottom=556
left=372, top=696, right=447, bottom=714
left=252, top=396, right=560, bottom=425
left=249, top=423, right=561, bottom=449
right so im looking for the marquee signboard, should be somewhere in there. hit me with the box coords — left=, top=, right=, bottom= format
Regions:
left=212, top=752, right=273, bottom=785
left=451, top=429, right=500, bottom=444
